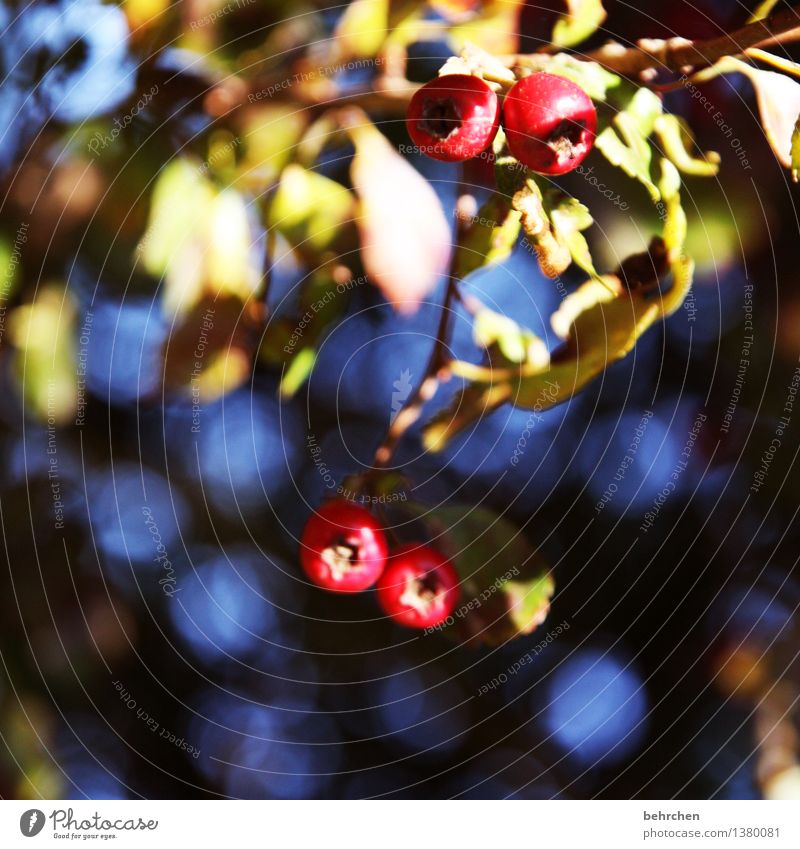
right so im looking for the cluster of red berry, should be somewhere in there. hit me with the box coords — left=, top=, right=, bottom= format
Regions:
left=406, top=72, right=597, bottom=176
left=299, top=500, right=460, bottom=629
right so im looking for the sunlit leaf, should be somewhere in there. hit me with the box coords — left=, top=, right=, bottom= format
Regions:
left=548, top=193, right=599, bottom=279
left=473, top=304, right=549, bottom=366
left=450, top=0, right=526, bottom=54
left=124, top=0, right=170, bottom=33
left=596, top=125, right=659, bottom=202
left=791, top=116, right=800, bottom=182
left=654, top=114, right=721, bottom=176
left=334, top=0, right=390, bottom=58
left=207, top=190, right=263, bottom=302
left=237, top=105, right=307, bottom=190
left=141, top=160, right=264, bottom=316
left=8, top=285, right=77, bottom=423
left=552, top=0, right=606, bottom=48
left=430, top=0, right=481, bottom=21
left=268, top=164, right=357, bottom=256
left=347, top=109, right=451, bottom=313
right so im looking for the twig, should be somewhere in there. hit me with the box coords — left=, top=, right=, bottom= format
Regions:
left=372, top=274, right=460, bottom=469
left=575, top=2, right=800, bottom=78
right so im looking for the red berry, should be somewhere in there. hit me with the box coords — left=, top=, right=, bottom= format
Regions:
left=502, top=73, right=597, bottom=176
left=300, top=500, right=388, bottom=593
left=376, top=544, right=460, bottom=629
left=406, top=74, right=500, bottom=163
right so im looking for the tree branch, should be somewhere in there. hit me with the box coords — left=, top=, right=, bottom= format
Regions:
left=580, top=2, right=800, bottom=78
left=372, top=274, right=459, bottom=469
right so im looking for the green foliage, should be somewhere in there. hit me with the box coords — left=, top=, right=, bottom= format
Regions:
left=792, top=116, right=800, bottom=182
left=9, top=286, right=77, bottom=423
left=552, top=0, right=607, bottom=49
left=596, top=86, right=663, bottom=201
left=423, top=152, right=693, bottom=452
left=654, top=114, right=721, bottom=176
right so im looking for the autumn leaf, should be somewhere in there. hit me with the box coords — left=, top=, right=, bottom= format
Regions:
left=345, top=109, right=451, bottom=313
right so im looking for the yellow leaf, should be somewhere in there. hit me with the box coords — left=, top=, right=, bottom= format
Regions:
left=552, top=0, right=606, bottom=48
left=450, top=0, right=525, bottom=54
left=334, top=0, right=390, bottom=59
left=8, top=285, right=77, bottom=423
left=268, top=164, right=357, bottom=255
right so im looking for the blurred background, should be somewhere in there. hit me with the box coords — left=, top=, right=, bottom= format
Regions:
left=1, top=0, right=799, bottom=800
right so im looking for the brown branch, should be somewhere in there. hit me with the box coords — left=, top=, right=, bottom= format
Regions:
left=578, top=2, right=800, bottom=78
left=370, top=186, right=477, bottom=471
left=372, top=274, right=460, bottom=469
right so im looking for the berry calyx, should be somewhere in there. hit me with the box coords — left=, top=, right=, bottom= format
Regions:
left=300, top=500, right=388, bottom=593
left=376, top=544, right=460, bottom=628
left=406, top=74, right=500, bottom=163
left=502, top=73, right=597, bottom=176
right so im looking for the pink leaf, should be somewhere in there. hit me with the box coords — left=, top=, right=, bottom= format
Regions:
left=348, top=114, right=451, bottom=313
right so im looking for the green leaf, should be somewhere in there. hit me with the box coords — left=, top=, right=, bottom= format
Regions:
left=9, top=285, right=77, bottom=423
left=473, top=304, right=549, bottom=366
left=552, top=0, right=606, bottom=48
left=141, top=160, right=264, bottom=315
left=596, top=125, right=659, bottom=202
left=595, top=86, right=663, bottom=201
left=268, top=164, right=356, bottom=255
left=792, top=116, right=800, bottom=182
left=454, top=195, right=521, bottom=279
left=162, top=295, right=259, bottom=402
left=280, top=346, right=317, bottom=399
left=422, top=85, right=703, bottom=453
left=237, top=105, right=307, bottom=190
left=424, top=186, right=693, bottom=449
left=622, top=86, right=664, bottom=136
left=547, top=193, right=599, bottom=279
left=0, top=230, right=23, bottom=309
left=403, top=502, right=554, bottom=645
left=654, top=114, right=720, bottom=176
